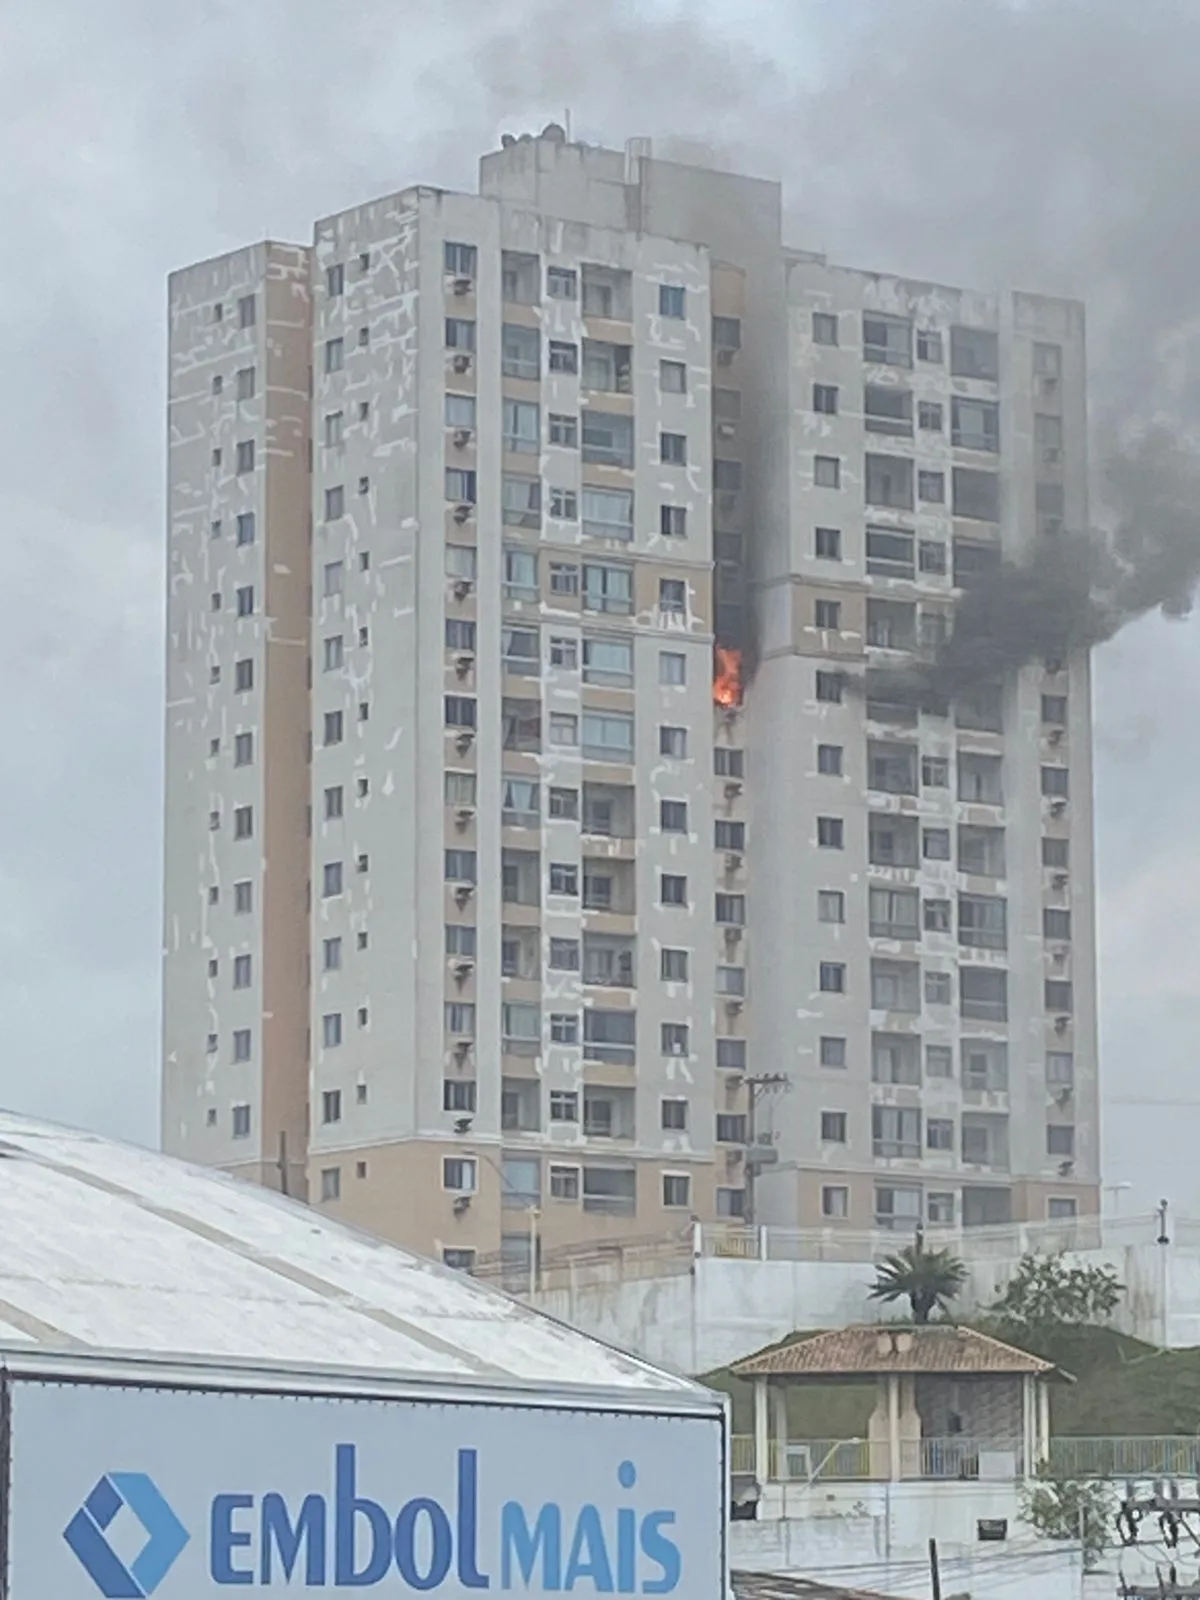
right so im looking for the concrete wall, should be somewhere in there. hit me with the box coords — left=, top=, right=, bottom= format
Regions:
left=530, top=1238, right=1192, bottom=1373
left=732, top=1482, right=1081, bottom=1600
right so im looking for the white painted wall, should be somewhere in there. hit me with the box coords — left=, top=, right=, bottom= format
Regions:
left=530, top=1238, right=1194, bottom=1373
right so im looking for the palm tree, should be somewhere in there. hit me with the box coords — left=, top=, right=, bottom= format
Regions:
left=869, top=1235, right=967, bottom=1324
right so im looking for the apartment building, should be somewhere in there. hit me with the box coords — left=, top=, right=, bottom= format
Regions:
left=162, top=129, right=1100, bottom=1272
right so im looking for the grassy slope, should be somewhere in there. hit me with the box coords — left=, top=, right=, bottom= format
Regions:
left=704, top=1324, right=1200, bottom=1438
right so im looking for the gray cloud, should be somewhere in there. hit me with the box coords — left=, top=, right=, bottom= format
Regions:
left=3, top=0, right=1199, bottom=1212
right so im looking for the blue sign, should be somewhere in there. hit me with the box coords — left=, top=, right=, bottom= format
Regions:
left=63, top=1448, right=682, bottom=1593
left=63, top=1473, right=190, bottom=1598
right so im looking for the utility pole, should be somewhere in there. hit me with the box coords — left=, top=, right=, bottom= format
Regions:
left=277, top=1130, right=290, bottom=1197
left=742, top=1073, right=789, bottom=1227
left=1116, top=1485, right=1200, bottom=1598
left=928, top=1537, right=941, bottom=1600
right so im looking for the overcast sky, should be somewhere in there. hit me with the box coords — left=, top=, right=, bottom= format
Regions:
left=3, top=0, right=1198, bottom=1223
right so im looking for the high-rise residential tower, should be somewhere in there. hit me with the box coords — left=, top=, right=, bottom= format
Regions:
left=163, top=130, right=1099, bottom=1273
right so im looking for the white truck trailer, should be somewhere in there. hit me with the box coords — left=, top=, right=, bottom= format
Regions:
left=0, top=1113, right=726, bottom=1597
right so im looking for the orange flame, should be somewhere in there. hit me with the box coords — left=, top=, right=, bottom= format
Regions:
left=713, top=646, right=744, bottom=708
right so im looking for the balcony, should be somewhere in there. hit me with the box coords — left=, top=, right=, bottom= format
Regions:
left=583, top=935, right=636, bottom=988
left=583, top=1010, right=636, bottom=1066
left=582, top=857, right=635, bottom=915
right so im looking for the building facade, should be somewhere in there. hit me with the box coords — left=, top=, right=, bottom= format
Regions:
left=162, top=130, right=1099, bottom=1271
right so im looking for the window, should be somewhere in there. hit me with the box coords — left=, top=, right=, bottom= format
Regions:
left=549, top=863, right=579, bottom=897
left=925, top=1118, right=954, bottom=1153
left=583, top=562, right=632, bottom=614
left=865, top=454, right=914, bottom=510
left=501, top=250, right=540, bottom=304
left=924, top=898, right=951, bottom=933
left=543, top=788, right=577, bottom=825
left=865, top=527, right=914, bottom=578
left=231, top=1027, right=252, bottom=1063
left=323, top=560, right=344, bottom=598
left=1041, top=766, right=1070, bottom=799
left=232, top=805, right=253, bottom=841
left=921, top=756, right=949, bottom=788
left=918, top=470, right=945, bottom=504
left=873, top=1106, right=921, bottom=1160
left=822, top=1185, right=849, bottom=1219
left=715, top=821, right=745, bottom=853
left=502, top=475, right=541, bottom=529
left=444, top=318, right=475, bottom=352
left=581, top=709, right=633, bottom=761
left=582, top=487, right=634, bottom=541
left=815, top=670, right=843, bottom=704
left=548, top=1089, right=580, bottom=1126
left=503, top=548, right=539, bottom=601
left=658, top=430, right=688, bottom=467
left=819, top=962, right=846, bottom=994
left=233, top=513, right=257, bottom=554
left=502, top=398, right=540, bottom=455
left=657, top=1173, right=688, bottom=1209
left=952, top=467, right=1000, bottom=521
left=661, top=1023, right=689, bottom=1058
left=550, top=1014, right=580, bottom=1044
left=231, top=1104, right=251, bottom=1138
left=501, top=323, right=540, bottom=381
left=548, top=636, right=577, bottom=672
left=817, top=744, right=844, bottom=777
left=322, top=709, right=344, bottom=746
left=716, top=1188, right=746, bottom=1219
left=234, top=439, right=256, bottom=476
left=542, top=414, right=578, bottom=455
left=655, top=358, right=688, bottom=395
left=817, top=1037, right=846, bottom=1070
left=715, top=894, right=745, bottom=927
left=950, top=326, right=999, bottom=381
left=660, top=799, right=688, bottom=833
left=870, top=888, right=920, bottom=940
left=1045, top=980, right=1074, bottom=1013
left=547, top=265, right=577, bottom=300
left=444, top=1002, right=475, bottom=1036
left=661, top=873, right=688, bottom=907
left=871, top=959, right=919, bottom=1012
left=549, top=562, right=579, bottom=598
left=548, top=340, right=578, bottom=374
left=660, top=725, right=688, bottom=758
left=925, top=971, right=952, bottom=1005
left=821, top=1111, right=847, bottom=1143
left=548, top=937, right=581, bottom=974
left=548, top=712, right=577, bottom=746
left=818, top=890, right=845, bottom=924
left=1044, top=908, right=1072, bottom=941
left=923, top=827, right=951, bottom=861
left=323, top=860, right=344, bottom=897
left=659, top=283, right=686, bottom=318
left=952, top=396, right=1000, bottom=452
left=717, top=1113, right=747, bottom=1144
left=1043, top=836, right=1070, bottom=869
left=815, top=599, right=841, bottom=631
left=718, top=1039, right=747, bottom=1072
left=926, top=1045, right=953, bottom=1079
left=443, top=1157, right=477, bottom=1194
left=323, top=335, right=347, bottom=376
left=323, top=937, right=343, bottom=971
left=323, top=484, right=346, bottom=522
left=657, top=947, right=688, bottom=984
left=234, top=732, right=253, bottom=767
left=234, top=881, right=252, bottom=914
left=815, top=526, right=842, bottom=560
left=444, top=241, right=477, bottom=278
left=869, top=741, right=917, bottom=794
left=961, top=966, right=1009, bottom=1021
left=712, top=315, right=742, bottom=351
left=863, top=313, right=912, bottom=366
left=1047, top=1124, right=1075, bottom=1158
left=919, top=542, right=947, bottom=578
left=445, top=619, right=476, bottom=654
left=716, top=966, right=746, bottom=998
left=918, top=401, right=944, bottom=432
left=864, top=385, right=912, bottom=437
left=550, top=488, right=577, bottom=520
left=812, top=383, right=839, bottom=416
left=234, top=584, right=255, bottom=618
left=817, top=816, right=844, bottom=849
left=1048, top=1197, right=1077, bottom=1220
left=659, top=578, right=687, bottom=615
left=814, top=455, right=841, bottom=489
left=445, top=393, right=475, bottom=431
left=812, top=311, right=838, bottom=345
left=581, top=410, right=634, bottom=468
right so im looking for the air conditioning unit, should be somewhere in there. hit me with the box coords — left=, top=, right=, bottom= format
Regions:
left=452, top=577, right=474, bottom=599
left=725, top=852, right=743, bottom=872
left=1050, top=799, right=1067, bottom=817
left=455, top=806, right=476, bottom=827
left=1052, top=871, right=1069, bottom=889
left=1037, top=376, right=1060, bottom=398
left=1052, top=949, right=1067, bottom=967
left=717, top=421, right=736, bottom=438
left=723, top=925, right=743, bottom=946
left=453, top=1039, right=472, bottom=1061
left=724, top=780, right=743, bottom=800
left=1048, top=728, right=1064, bottom=746
left=452, top=503, right=473, bottom=524
left=454, top=883, right=475, bottom=908
left=1045, top=657, right=1065, bottom=675
left=453, top=427, right=473, bottom=449
left=725, top=1147, right=744, bottom=1166
left=716, top=347, right=735, bottom=366
left=1054, top=1087, right=1074, bottom=1107
left=454, top=653, right=475, bottom=677
left=455, top=730, right=475, bottom=754
left=453, top=959, right=474, bottom=982
left=725, top=998, right=744, bottom=1016
left=1054, top=1014, right=1070, bottom=1033
left=453, top=1193, right=472, bottom=1215
left=452, top=353, right=472, bottom=373
left=716, top=492, right=739, bottom=520
left=1057, top=1159, right=1074, bottom=1177
left=452, top=276, right=473, bottom=296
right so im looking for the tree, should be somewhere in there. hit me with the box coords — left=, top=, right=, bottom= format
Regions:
left=992, top=1253, right=1124, bottom=1335
left=1020, top=1464, right=1113, bottom=1571
left=869, top=1239, right=967, bottom=1324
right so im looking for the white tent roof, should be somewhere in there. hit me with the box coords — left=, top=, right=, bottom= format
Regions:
left=0, top=1113, right=703, bottom=1397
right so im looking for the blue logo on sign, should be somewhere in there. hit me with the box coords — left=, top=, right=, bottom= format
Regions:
left=64, top=1473, right=190, bottom=1598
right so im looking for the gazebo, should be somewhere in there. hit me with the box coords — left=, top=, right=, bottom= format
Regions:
left=732, top=1324, right=1068, bottom=1485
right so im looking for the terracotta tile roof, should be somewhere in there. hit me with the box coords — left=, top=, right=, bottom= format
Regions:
left=731, top=1324, right=1062, bottom=1379
left=733, top=1571, right=902, bottom=1600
